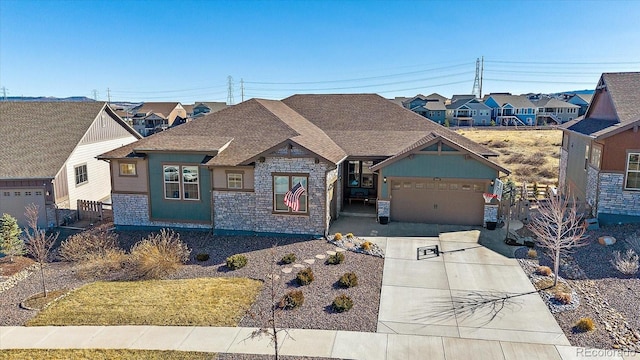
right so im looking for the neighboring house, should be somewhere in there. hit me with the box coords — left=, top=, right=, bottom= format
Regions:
left=0, top=102, right=141, bottom=228
left=192, top=102, right=228, bottom=118
left=484, top=94, right=537, bottom=126
left=559, top=72, right=640, bottom=224
left=533, top=98, right=580, bottom=124
left=398, top=94, right=447, bottom=124
left=567, top=93, right=594, bottom=117
left=446, top=98, right=492, bottom=126
left=100, top=94, right=509, bottom=236
left=131, top=102, right=187, bottom=136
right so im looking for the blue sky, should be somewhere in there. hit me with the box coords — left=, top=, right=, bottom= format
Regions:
left=1, top=0, right=639, bottom=103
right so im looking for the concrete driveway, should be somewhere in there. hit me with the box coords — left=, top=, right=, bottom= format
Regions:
left=330, top=217, right=570, bottom=346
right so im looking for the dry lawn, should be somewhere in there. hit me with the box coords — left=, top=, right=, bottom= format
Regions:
left=0, top=349, right=215, bottom=360
left=457, top=129, right=563, bottom=185
left=26, top=278, right=262, bottom=326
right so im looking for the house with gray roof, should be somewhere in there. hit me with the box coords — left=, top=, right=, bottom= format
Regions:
left=397, top=93, right=448, bottom=124
left=532, top=98, right=580, bottom=124
left=559, top=72, right=640, bottom=224
left=446, top=98, right=492, bottom=126
left=484, top=94, right=537, bottom=126
left=100, top=94, right=509, bottom=235
left=0, top=102, right=141, bottom=228
left=567, top=93, right=594, bottom=116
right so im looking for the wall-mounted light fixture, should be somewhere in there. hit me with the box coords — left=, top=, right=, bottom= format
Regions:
left=490, top=180, right=495, bottom=186
left=383, top=177, right=387, bottom=183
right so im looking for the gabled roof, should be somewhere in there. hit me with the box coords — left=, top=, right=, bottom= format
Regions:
left=424, top=101, right=446, bottom=111
left=532, top=98, right=579, bottom=108
left=425, top=93, right=448, bottom=102
left=194, top=101, right=228, bottom=113
left=134, top=102, right=181, bottom=118
left=0, top=102, right=139, bottom=179
left=370, top=132, right=509, bottom=174
left=562, top=72, right=640, bottom=139
left=446, top=98, right=490, bottom=110
left=485, top=94, right=535, bottom=109
left=451, top=94, right=476, bottom=102
left=570, top=93, right=593, bottom=104
left=100, top=94, right=497, bottom=167
left=182, top=104, right=194, bottom=114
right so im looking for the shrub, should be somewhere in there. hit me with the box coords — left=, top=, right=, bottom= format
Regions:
left=279, top=290, right=304, bottom=309
left=360, top=241, right=373, bottom=251
left=346, top=233, right=354, bottom=239
left=281, top=253, right=296, bottom=264
left=129, top=229, right=191, bottom=279
left=505, top=153, right=526, bottom=164
left=554, top=292, right=572, bottom=305
left=326, top=252, right=345, bottom=265
left=339, top=272, right=358, bottom=288
left=75, top=248, right=128, bottom=279
left=575, top=317, right=595, bottom=332
left=527, top=249, right=538, bottom=259
left=536, top=266, right=552, bottom=276
left=58, top=228, right=119, bottom=262
left=196, top=253, right=210, bottom=262
left=491, top=140, right=509, bottom=148
left=0, top=213, right=24, bottom=262
left=611, top=249, right=639, bottom=276
left=332, top=294, right=354, bottom=313
left=226, top=254, right=248, bottom=270
left=625, top=233, right=640, bottom=254
left=296, top=267, right=314, bottom=286
left=334, top=233, right=343, bottom=241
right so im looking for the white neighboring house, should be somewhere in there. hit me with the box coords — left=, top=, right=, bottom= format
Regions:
left=0, top=102, right=141, bottom=228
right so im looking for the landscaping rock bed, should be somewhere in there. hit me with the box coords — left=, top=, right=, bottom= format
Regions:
left=0, top=229, right=384, bottom=333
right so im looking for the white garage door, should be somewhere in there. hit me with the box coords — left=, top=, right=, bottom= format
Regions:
left=0, top=189, right=47, bottom=228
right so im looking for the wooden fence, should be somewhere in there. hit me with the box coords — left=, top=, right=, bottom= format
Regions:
left=77, top=200, right=104, bottom=222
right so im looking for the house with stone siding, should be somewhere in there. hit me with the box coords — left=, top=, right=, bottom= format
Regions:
left=559, top=72, right=640, bottom=224
left=99, top=94, right=509, bottom=236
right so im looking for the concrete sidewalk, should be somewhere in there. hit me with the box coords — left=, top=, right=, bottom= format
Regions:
left=1, top=326, right=637, bottom=359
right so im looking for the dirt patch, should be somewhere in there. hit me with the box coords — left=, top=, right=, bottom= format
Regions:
left=0, top=256, right=35, bottom=277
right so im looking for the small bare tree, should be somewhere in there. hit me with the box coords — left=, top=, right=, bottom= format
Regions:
left=23, top=204, right=58, bottom=297
left=527, top=194, right=587, bottom=287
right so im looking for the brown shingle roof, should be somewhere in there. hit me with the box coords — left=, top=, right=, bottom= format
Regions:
left=135, top=102, right=181, bottom=118
left=0, top=102, right=132, bottom=179
left=282, top=94, right=496, bottom=157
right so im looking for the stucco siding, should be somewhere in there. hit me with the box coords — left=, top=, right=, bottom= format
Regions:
left=111, top=159, right=149, bottom=193
left=212, top=167, right=255, bottom=190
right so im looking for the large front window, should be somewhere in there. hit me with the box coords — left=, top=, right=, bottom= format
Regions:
left=348, top=160, right=374, bottom=188
left=273, top=174, right=308, bottom=213
left=164, top=165, right=200, bottom=200
left=625, top=152, right=640, bottom=190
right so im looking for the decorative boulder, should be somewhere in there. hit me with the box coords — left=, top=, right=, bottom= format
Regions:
left=598, top=236, right=616, bottom=246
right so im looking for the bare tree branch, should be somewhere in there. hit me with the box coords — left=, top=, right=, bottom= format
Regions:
left=23, top=204, right=58, bottom=297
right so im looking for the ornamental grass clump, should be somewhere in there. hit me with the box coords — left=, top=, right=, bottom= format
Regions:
left=279, top=290, right=304, bottom=310
left=332, top=294, right=353, bottom=313
left=536, top=266, right=553, bottom=276
left=554, top=292, right=572, bottom=305
left=575, top=317, right=595, bottom=332
left=226, top=254, right=248, bottom=270
left=360, top=241, right=373, bottom=251
left=338, top=272, right=358, bottom=288
left=611, top=249, right=639, bottom=276
left=281, top=253, right=296, bottom=264
left=129, top=229, right=191, bottom=280
left=326, top=252, right=345, bottom=265
left=296, top=267, right=314, bottom=286
left=334, top=233, right=343, bottom=241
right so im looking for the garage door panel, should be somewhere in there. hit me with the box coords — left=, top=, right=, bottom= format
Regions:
left=390, top=180, right=485, bottom=225
left=0, top=189, right=47, bottom=228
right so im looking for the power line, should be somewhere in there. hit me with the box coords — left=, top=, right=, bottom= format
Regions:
left=483, top=78, right=595, bottom=85
left=485, top=60, right=640, bottom=65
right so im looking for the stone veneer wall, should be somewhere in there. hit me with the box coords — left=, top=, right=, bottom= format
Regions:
left=558, top=149, right=568, bottom=194
left=213, top=191, right=255, bottom=231
left=253, top=155, right=328, bottom=235
left=597, top=173, right=640, bottom=217
left=112, top=193, right=211, bottom=229
left=586, top=166, right=599, bottom=215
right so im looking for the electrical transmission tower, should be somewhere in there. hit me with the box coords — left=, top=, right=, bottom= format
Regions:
left=92, top=89, right=99, bottom=100
left=240, top=78, right=244, bottom=103
left=227, top=76, right=235, bottom=105
left=1, top=87, right=7, bottom=101
left=472, top=56, right=484, bottom=98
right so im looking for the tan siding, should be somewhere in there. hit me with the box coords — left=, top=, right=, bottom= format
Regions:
left=112, top=159, right=149, bottom=193
left=54, top=164, right=69, bottom=202
left=212, top=167, right=255, bottom=190
left=168, top=105, right=187, bottom=126
left=80, top=109, right=137, bottom=145
left=601, top=129, right=640, bottom=171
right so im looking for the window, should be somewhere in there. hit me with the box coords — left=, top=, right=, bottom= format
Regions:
left=625, top=152, right=640, bottom=190
left=3, top=192, right=9, bottom=196
left=347, top=161, right=360, bottom=187
left=25, top=191, right=32, bottom=196
left=273, top=174, right=308, bottom=213
left=163, top=165, right=200, bottom=200
left=361, top=161, right=374, bottom=188
left=227, top=173, right=243, bottom=189
left=590, top=144, right=602, bottom=169
left=14, top=191, right=20, bottom=196
left=119, top=162, right=137, bottom=176
left=75, top=164, right=88, bottom=186
left=35, top=191, right=42, bottom=196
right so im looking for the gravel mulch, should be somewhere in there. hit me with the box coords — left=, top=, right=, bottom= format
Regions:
left=517, top=224, right=640, bottom=352
left=0, top=228, right=384, bottom=334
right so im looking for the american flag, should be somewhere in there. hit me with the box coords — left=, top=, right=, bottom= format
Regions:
left=284, top=182, right=305, bottom=211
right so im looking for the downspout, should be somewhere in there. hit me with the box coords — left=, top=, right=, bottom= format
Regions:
left=209, top=167, right=215, bottom=231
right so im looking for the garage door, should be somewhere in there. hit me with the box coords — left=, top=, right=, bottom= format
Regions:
left=390, top=179, right=486, bottom=225
left=0, top=189, right=47, bottom=228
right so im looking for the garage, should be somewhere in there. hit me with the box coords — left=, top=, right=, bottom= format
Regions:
left=0, top=188, right=47, bottom=228
left=390, top=179, right=487, bottom=225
